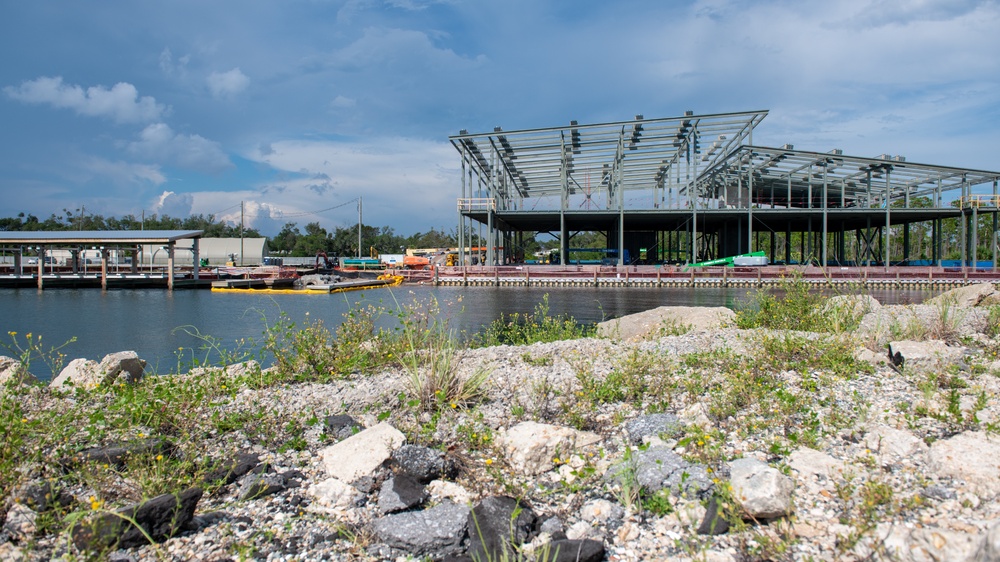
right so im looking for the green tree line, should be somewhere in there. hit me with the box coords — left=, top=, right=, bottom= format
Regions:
left=0, top=210, right=262, bottom=239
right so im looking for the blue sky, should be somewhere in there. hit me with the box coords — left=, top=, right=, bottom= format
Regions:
left=2, top=0, right=999, bottom=236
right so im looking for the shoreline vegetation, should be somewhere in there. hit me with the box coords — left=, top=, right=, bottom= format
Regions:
left=2, top=279, right=1000, bottom=561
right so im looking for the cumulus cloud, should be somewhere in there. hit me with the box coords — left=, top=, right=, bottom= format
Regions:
left=217, top=200, right=286, bottom=234
left=4, top=76, right=166, bottom=123
left=245, top=136, right=460, bottom=234
left=206, top=68, right=250, bottom=99
left=127, top=123, right=232, bottom=173
left=153, top=191, right=194, bottom=217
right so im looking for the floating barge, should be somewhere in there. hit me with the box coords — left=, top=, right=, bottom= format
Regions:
left=210, top=275, right=403, bottom=294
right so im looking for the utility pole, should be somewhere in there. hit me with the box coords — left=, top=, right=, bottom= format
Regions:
left=357, top=197, right=363, bottom=259
left=240, top=201, right=245, bottom=266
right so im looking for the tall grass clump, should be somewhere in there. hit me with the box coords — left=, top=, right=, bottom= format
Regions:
left=734, top=273, right=827, bottom=331
left=475, top=295, right=595, bottom=347
left=402, top=326, right=490, bottom=412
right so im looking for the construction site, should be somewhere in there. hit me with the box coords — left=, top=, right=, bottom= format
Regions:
left=445, top=110, right=1000, bottom=285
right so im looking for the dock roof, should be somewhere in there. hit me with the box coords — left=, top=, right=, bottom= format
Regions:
left=0, top=230, right=203, bottom=246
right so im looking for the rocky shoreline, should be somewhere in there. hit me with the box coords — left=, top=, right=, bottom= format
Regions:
left=2, top=283, right=1000, bottom=561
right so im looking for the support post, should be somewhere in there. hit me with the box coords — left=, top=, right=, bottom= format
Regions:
left=192, top=238, right=200, bottom=281
left=101, top=248, right=108, bottom=291
left=167, top=243, right=175, bottom=291
left=37, top=247, right=44, bottom=290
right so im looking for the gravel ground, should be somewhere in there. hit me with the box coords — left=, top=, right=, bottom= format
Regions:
left=4, top=299, right=1000, bottom=561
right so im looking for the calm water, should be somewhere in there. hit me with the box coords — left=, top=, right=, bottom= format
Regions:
left=1, top=285, right=937, bottom=379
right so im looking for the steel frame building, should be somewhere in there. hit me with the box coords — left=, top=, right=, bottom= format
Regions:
left=451, top=110, right=1000, bottom=267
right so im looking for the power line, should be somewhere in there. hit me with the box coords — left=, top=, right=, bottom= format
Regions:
left=233, top=198, right=360, bottom=220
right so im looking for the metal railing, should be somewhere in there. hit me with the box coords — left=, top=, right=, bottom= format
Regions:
left=960, top=195, right=1000, bottom=208
left=458, top=198, right=496, bottom=212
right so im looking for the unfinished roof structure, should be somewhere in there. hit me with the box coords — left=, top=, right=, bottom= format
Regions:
left=451, top=110, right=1000, bottom=266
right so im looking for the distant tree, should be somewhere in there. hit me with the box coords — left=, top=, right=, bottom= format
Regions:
left=269, top=222, right=300, bottom=255
left=292, top=222, right=335, bottom=256
left=404, top=228, right=455, bottom=249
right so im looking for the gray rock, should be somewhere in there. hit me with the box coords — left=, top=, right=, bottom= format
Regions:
left=970, top=522, right=1000, bottom=562
left=51, top=352, right=146, bottom=388
left=611, top=446, right=712, bottom=499
left=324, top=414, right=360, bottom=440
left=539, top=516, right=565, bottom=537
left=372, top=502, right=470, bottom=558
left=98, top=351, right=146, bottom=384
left=238, top=473, right=286, bottom=501
left=921, top=485, right=957, bottom=501
left=318, top=422, right=405, bottom=484
left=3, top=503, right=38, bottom=541
left=0, top=356, right=37, bottom=389
left=14, top=480, right=75, bottom=512
left=500, top=422, right=602, bottom=476
left=729, top=458, right=793, bottom=519
left=597, top=306, right=734, bottom=340
left=203, top=452, right=260, bottom=486
left=467, top=496, right=537, bottom=562
left=927, top=431, right=1000, bottom=497
left=71, top=487, right=202, bottom=551
left=926, top=283, right=1000, bottom=308
left=50, top=358, right=100, bottom=388
left=697, top=495, right=730, bottom=535
left=377, top=474, right=428, bottom=514
left=625, top=413, right=684, bottom=444
left=61, top=438, right=174, bottom=471
left=578, top=499, right=622, bottom=525
left=536, top=539, right=605, bottom=562
left=391, top=444, right=457, bottom=483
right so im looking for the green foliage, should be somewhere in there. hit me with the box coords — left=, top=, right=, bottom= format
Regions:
left=475, top=295, right=595, bottom=347
left=734, top=273, right=826, bottom=331
left=402, top=326, right=490, bottom=412
left=2, top=330, right=77, bottom=379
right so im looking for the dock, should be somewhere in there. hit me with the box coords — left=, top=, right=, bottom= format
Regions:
left=389, top=265, right=1000, bottom=290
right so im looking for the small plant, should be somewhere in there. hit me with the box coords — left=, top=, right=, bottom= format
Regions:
left=520, top=352, right=553, bottom=367
left=403, top=326, right=490, bottom=412
left=2, top=330, right=77, bottom=379
left=734, top=273, right=827, bottom=331
left=609, top=447, right=642, bottom=513
left=475, top=295, right=595, bottom=347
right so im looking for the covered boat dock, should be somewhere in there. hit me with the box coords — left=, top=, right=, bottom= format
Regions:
left=0, top=230, right=204, bottom=290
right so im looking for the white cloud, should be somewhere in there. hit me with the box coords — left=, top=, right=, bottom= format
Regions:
left=244, top=135, right=460, bottom=234
left=330, top=95, right=356, bottom=108
left=159, top=47, right=191, bottom=77
left=217, top=200, right=286, bottom=234
left=153, top=191, right=194, bottom=217
left=206, top=68, right=250, bottom=99
left=326, top=27, right=485, bottom=71
left=82, top=157, right=166, bottom=187
left=127, top=123, right=232, bottom=173
left=4, top=76, right=166, bottom=123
